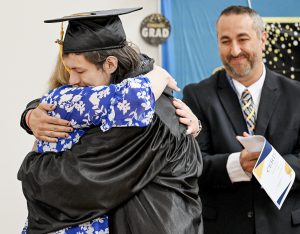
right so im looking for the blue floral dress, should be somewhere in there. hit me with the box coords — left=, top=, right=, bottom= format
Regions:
left=22, top=76, right=155, bottom=234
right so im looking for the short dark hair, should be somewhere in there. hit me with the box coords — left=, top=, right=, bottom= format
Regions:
left=216, top=5, right=265, bottom=38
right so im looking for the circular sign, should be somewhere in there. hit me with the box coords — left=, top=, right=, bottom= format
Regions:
left=140, top=13, right=171, bottom=45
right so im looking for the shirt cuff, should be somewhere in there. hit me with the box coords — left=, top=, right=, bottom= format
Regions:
left=226, top=152, right=252, bottom=183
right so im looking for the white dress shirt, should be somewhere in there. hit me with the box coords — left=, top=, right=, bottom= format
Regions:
left=226, top=64, right=266, bottom=182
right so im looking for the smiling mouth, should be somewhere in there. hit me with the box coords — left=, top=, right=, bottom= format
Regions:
left=229, top=56, right=247, bottom=64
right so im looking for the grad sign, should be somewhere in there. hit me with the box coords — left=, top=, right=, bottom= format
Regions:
left=140, top=13, right=171, bottom=45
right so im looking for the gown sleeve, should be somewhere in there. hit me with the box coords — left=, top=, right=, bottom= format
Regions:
left=20, top=99, right=40, bottom=135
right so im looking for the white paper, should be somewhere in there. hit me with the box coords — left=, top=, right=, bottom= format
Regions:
left=237, top=135, right=295, bottom=209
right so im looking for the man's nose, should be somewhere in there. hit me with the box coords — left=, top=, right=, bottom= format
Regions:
left=68, top=71, right=80, bottom=85
left=230, top=41, right=242, bottom=57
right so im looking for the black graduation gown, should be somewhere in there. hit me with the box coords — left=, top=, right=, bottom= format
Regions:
left=18, top=90, right=203, bottom=234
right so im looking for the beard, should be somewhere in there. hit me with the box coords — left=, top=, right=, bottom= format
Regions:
left=222, top=52, right=258, bottom=79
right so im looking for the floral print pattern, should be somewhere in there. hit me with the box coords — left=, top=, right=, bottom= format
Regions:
left=37, top=76, right=155, bottom=153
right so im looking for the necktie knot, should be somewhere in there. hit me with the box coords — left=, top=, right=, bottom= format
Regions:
left=242, top=89, right=251, bottom=100
left=241, top=89, right=256, bottom=134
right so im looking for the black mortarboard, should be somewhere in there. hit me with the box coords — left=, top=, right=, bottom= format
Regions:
left=44, top=7, right=142, bottom=53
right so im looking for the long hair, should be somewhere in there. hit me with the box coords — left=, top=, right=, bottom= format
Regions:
left=82, top=42, right=141, bottom=84
left=48, top=54, right=70, bottom=90
left=48, top=42, right=141, bottom=90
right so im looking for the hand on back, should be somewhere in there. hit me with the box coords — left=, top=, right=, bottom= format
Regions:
left=27, top=103, right=73, bottom=142
left=172, top=98, right=201, bottom=137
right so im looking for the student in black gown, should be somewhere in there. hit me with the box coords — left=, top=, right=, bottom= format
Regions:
left=18, top=7, right=203, bottom=234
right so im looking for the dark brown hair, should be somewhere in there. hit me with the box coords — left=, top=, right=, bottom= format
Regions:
left=82, top=42, right=140, bottom=84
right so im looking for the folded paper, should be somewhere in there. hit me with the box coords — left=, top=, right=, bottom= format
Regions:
left=237, top=135, right=295, bottom=209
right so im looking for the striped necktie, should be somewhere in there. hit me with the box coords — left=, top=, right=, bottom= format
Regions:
left=241, top=89, right=256, bottom=134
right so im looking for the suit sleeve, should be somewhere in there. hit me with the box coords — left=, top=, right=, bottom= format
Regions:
left=282, top=142, right=300, bottom=190
left=183, top=85, right=234, bottom=189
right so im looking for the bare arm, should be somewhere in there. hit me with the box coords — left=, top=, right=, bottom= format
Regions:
left=145, top=65, right=179, bottom=100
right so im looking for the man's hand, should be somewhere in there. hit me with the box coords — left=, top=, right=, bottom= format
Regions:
left=240, top=149, right=260, bottom=173
left=239, top=132, right=260, bottom=173
left=27, top=103, right=73, bottom=142
left=172, top=98, right=201, bottom=137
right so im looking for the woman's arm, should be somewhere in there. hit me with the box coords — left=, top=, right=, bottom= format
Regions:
left=21, top=67, right=201, bottom=141
left=41, top=65, right=178, bottom=126
left=23, top=66, right=179, bottom=138
left=40, top=76, right=155, bottom=131
left=145, top=65, right=179, bottom=100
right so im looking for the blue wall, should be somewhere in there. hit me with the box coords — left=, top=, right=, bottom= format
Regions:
left=161, top=0, right=300, bottom=98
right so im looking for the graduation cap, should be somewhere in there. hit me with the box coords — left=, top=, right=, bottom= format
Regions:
left=45, top=7, right=142, bottom=53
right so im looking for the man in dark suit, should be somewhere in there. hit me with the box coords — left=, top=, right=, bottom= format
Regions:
left=183, top=5, right=300, bottom=234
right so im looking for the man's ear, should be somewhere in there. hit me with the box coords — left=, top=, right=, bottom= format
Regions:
left=103, top=56, right=118, bottom=74
left=261, top=31, right=268, bottom=50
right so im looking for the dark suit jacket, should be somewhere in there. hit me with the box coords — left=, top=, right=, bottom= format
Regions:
left=183, top=68, right=300, bottom=234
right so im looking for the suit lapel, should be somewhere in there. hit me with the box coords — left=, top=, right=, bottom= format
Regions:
left=217, top=71, right=248, bottom=135
left=255, top=69, right=280, bottom=135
